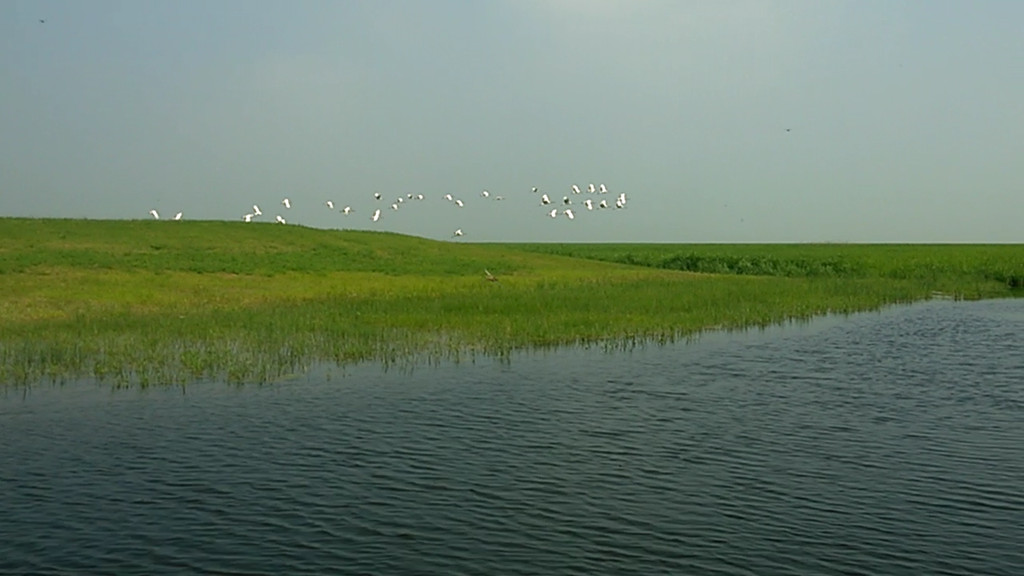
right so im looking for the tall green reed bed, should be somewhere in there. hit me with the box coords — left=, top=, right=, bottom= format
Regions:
left=1, top=218, right=1015, bottom=388
left=503, top=243, right=1024, bottom=298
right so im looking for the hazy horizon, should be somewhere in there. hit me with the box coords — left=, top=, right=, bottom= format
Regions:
left=3, top=1, right=1022, bottom=243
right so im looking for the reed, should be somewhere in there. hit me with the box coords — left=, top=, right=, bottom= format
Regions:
left=502, top=243, right=1023, bottom=297
left=1, top=218, right=1019, bottom=388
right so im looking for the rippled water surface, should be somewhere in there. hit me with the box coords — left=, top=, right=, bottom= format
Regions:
left=2, top=299, right=1023, bottom=575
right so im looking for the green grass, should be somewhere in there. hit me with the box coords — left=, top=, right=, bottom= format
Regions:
left=1, top=218, right=1020, bottom=388
left=501, top=243, right=1024, bottom=297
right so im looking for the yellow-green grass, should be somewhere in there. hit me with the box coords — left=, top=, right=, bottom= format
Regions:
left=1, top=218, right=1019, bottom=388
left=501, top=243, right=1023, bottom=298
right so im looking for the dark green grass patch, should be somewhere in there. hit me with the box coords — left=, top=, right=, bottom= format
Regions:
left=501, top=243, right=1023, bottom=297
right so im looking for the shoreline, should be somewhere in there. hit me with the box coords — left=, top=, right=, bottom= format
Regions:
left=0, top=219, right=1020, bottom=388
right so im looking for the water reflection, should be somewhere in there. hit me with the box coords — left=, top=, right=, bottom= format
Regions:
left=1, top=299, right=1022, bottom=575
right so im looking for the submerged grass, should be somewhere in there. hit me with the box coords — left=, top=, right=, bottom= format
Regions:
left=1, top=218, right=1020, bottom=388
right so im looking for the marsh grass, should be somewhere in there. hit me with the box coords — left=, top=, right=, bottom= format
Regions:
left=503, top=243, right=1023, bottom=297
left=1, top=218, right=1020, bottom=387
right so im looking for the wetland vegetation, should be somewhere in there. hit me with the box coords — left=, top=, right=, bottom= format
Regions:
left=1, top=218, right=1020, bottom=388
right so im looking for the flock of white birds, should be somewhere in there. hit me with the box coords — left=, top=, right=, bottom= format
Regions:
left=147, top=183, right=629, bottom=239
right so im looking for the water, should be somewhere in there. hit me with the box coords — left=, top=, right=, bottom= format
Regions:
left=2, top=299, right=1022, bottom=575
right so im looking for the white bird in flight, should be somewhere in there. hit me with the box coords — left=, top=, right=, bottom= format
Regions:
left=148, top=178, right=635, bottom=234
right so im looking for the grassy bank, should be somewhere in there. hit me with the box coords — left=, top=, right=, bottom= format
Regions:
left=502, top=243, right=1023, bottom=296
left=1, top=218, right=1020, bottom=387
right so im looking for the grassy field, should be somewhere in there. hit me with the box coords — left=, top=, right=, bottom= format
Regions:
left=501, top=243, right=1023, bottom=295
left=1, top=218, right=1020, bottom=388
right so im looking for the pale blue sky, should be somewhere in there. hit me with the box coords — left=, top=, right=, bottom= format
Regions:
left=2, top=1, right=1022, bottom=242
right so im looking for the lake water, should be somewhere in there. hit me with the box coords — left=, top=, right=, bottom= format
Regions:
left=2, top=299, right=1022, bottom=575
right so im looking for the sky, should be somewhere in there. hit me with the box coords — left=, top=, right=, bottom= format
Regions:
left=2, top=0, right=1022, bottom=243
